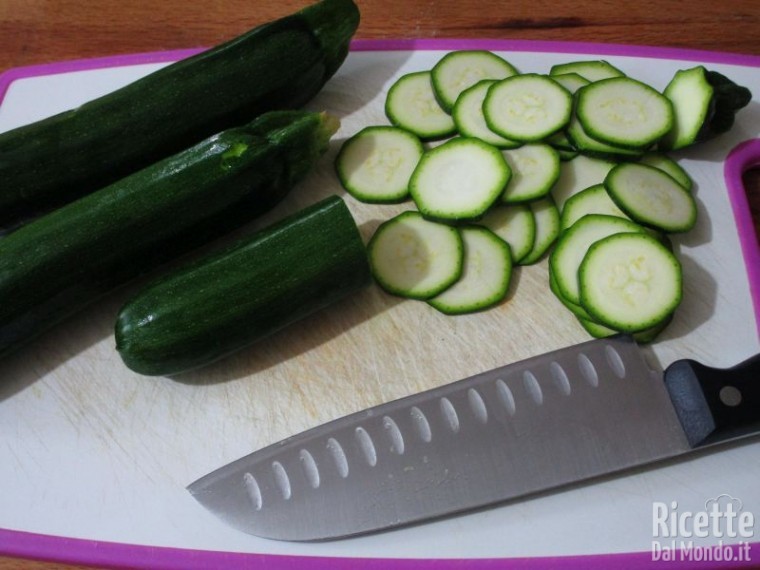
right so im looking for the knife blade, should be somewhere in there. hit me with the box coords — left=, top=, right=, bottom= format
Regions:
left=187, top=335, right=760, bottom=541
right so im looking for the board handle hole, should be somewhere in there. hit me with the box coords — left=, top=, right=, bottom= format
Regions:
left=719, top=385, right=743, bottom=407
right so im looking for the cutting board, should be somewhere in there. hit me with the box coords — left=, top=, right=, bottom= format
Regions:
left=1, top=39, right=760, bottom=569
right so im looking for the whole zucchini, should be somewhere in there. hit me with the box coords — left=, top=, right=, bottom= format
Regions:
left=0, top=110, right=338, bottom=359
left=0, top=0, right=359, bottom=229
left=115, top=195, right=371, bottom=376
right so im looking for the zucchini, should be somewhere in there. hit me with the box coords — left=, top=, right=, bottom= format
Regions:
left=0, top=0, right=359, bottom=229
left=549, top=60, right=626, bottom=82
left=385, top=71, right=457, bottom=140
left=431, top=50, right=518, bottom=113
left=368, top=211, right=464, bottom=300
left=638, top=152, right=693, bottom=191
left=604, top=162, right=697, bottom=233
left=0, top=110, right=337, bottom=359
left=500, top=143, right=561, bottom=204
left=550, top=213, right=646, bottom=305
left=115, top=196, right=371, bottom=376
left=579, top=232, right=682, bottom=332
left=483, top=74, right=573, bottom=142
left=452, top=80, right=521, bottom=149
left=428, top=226, right=513, bottom=315
left=565, top=114, right=647, bottom=159
left=409, top=137, right=510, bottom=221
left=519, top=197, right=561, bottom=265
left=545, top=72, right=591, bottom=152
left=560, top=183, right=631, bottom=231
left=479, top=204, right=536, bottom=263
left=659, top=66, right=752, bottom=151
left=575, top=77, right=674, bottom=149
left=335, top=126, right=423, bottom=204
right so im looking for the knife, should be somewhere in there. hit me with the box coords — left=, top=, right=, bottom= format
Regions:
left=187, top=335, right=760, bottom=541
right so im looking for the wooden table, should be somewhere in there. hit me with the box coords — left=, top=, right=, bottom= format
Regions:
left=1, top=1, right=758, bottom=568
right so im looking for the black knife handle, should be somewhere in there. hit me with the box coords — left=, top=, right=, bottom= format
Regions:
left=664, top=353, right=760, bottom=448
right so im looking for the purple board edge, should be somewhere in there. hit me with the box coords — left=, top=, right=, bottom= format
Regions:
left=1, top=37, right=759, bottom=569
left=724, top=139, right=760, bottom=339
left=1, top=528, right=758, bottom=570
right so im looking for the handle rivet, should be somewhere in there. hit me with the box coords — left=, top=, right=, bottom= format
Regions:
left=719, top=386, right=742, bottom=407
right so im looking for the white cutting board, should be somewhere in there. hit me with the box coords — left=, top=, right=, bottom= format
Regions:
left=1, top=40, right=759, bottom=565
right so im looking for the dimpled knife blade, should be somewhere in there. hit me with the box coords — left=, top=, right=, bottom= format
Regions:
left=187, top=335, right=694, bottom=541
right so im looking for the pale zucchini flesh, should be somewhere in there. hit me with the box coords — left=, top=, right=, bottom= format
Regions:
left=483, top=74, right=573, bottom=142
left=409, top=137, right=511, bottom=221
left=500, top=144, right=561, bottom=204
left=638, top=152, right=693, bottom=191
left=551, top=154, right=617, bottom=209
left=335, top=126, right=423, bottom=203
left=545, top=72, right=591, bottom=151
left=604, top=162, right=697, bottom=233
left=566, top=114, right=647, bottom=159
left=385, top=71, right=457, bottom=140
left=550, top=213, right=646, bottom=305
left=479, top=204, right=536, bottom=263
left=579, top=232, right=682, bottom=332
left=368, top=211, right=463, bottom=299
left=428, top=226, right=513, bottom=315
left=519, top=197, right=561, bottom=265
left=432, top=50, right=518, bottom=112
left=576, top=77, right=674, bottom=149
left=453, top=80, right=522, bottom=148
left=560, top=183, right=630, bottom=231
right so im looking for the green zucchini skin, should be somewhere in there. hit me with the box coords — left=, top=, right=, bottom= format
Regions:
left=0, top=110, right=338, bottom=360
left=0, top=0, right=359, bottom=229
left=115, top=195, right=371, bottom=376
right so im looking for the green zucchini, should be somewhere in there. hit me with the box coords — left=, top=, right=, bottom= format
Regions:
left=115, top=195, right=371, bottom=376
left=0, top=0, right=359, bottom=229
left=0, top=110, right=338, bottom=360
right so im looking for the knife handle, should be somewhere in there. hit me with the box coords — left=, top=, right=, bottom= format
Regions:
left=664, top=353, right=760, bottom=448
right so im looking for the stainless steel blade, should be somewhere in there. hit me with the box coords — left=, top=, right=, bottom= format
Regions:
left=188, top=335, right=690, bottom=541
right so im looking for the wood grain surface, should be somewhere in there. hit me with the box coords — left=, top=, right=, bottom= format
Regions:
left=1, top=1, right=759, bottom=569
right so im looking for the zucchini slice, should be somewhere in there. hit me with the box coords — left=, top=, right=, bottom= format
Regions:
left=428, top=226, right=513, bottom=315
left=565, top=114, right=647, bottom=159
left=560, top=183, right=631, bottom=231
left=335, top=126, right=424, bottom=203
left=576, top=314, right=673, bottom=343
left=385, top=71, right=457, bottom=140
left=549, top=270, right=594, bottom=321
left=500, top=144, right=561, bottom=203
left=452, top=80, right=522, bottom=148
left=0, top=0, right=359, bottom=229
left=579, top=232, right=682, bottom=332
left=479, top=204, right=537, bottom=263
left=545, top=72, right=591, bottom=151
left=0, top=110, right=337, bottom=359
left=431, top=50, right=518, bottom=112
left=368, top=211, right=464, bottom=300
left=659, top=67, right=713, bottom=151
left=604, top=162, right=697, bottom=233
left=115, top=196, right=371, bottom=376
left=409, top=137, right=511, bottom=221
left=520, top=197, right=561, bottom=265
left=638, top=152, right=693, bottom=191
left=549, top=60, right=626, bottom=82
left=551, top=154, right=617, bottom=209
left=659, top=66, right=751, bottom=151
left=575, top=77, right=674, bottom=149
left=550, top=213, right=646, bottom=305
left=483, top=74, right=573, bottom=142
